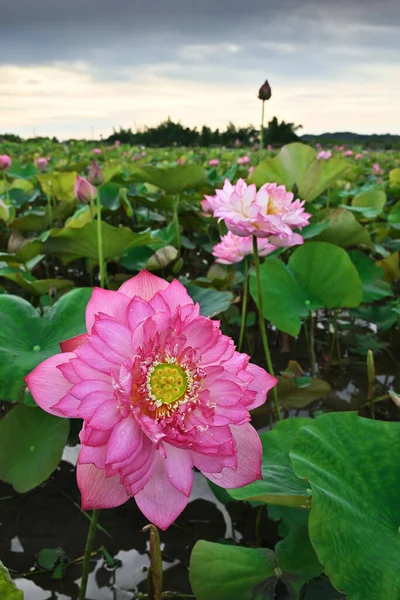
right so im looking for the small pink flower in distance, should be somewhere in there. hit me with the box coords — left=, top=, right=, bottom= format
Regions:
left=248, top=166, right=255, bottom=174
left=237, top=156, right=250, bottom=166
left=25, top=271, right=276, bottom=530
left=354, top=153, right=363, bottom=160
left=267, top=145, right=273, bottom=151
left=74, top=174, right=96, bottom=203
left=34, top=157, right=49, bottom=171
left=213, top=179, right=311, bottom=244
left=212, top=231, right=277, bottom=264
left=88, top=161, right=105, bottom=186
left=202, top=178, right=234, bottom=214
left=93, top=148, right=102, bottom=155
left=208, top=159, right=220, bottom=167
left=114, top=140, right=121, bottom=148
left=335, top=145, right=345, bottom=152
left=372, top=163, right=383, bottom=175
left=343, top=150, right=353, bottom=157
left=176, top=157, right=184, bottom=165
left=234, top=138, right=241, bottom=147
left=0, top=154, right=12, bottom=170
left=316, top=150, right=332, bottom=161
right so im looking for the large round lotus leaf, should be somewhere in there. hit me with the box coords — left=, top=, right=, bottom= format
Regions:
left=313, top=208, right=372, bottom=248
left=0, top=404, right=69, bottom=492
left=351, top=189, right=386, bottom=213
left=0, top=287, right=92, bottom=402
left=130, top=164, right=209, bottom=194
left=42, top=221, right=154, bottom=261
left=0, top=561, right=23, bottom=599
left=290, top=412, right=400, bottom=600
left=249, top=142, right=348, bottom=202
left=348, top=250, right=392, bottom=302
left=249, top=257, right=309, bottom=337
left=190, top=541, right=275, bottom=600
left=288, top=242, right=363, bottom=309
left=228, top=418, right=312, bottom=508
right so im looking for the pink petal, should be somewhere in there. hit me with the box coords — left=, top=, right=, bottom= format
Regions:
left=88, top=399, right=121, bottom=430
left=71, top=357, right=111, bottom=382
left=70, top=379, right=113, bottom=400
left=75, top=341, right=117, bottom=374
left=156, top=279, right=194, bottom=314
left=126, top=296, right=155, bottom=331
left=86, top=287, right=131, bottom=333
left=77, top=462, right=129, bottom=510
left=78, top=391, right=116, bottom=420
left=163, top=443, right=193, bottom=497
left=245, top=363, right=277, bottom=410
left=25, top=353, right=75, bottom=417
left=52, top=394, right=80, bottom=416
left=92, top=318, right=133, bottom=358
left=106, top=417, right=142, bottom=463
left=135, top=454, right=189, bottom=530
left=59, top=333, right=88, bottom=353
left=191, top=450, right=237, bottom=474
left=81, top=426, right=111, bottom=447
left=123, top=446, right=158, bottom=495
left=57, top=361, right=80, bottom=384
left=79, top=444, right=107, bottom=469
left=118, top=270, right=169, bottom=301
left=203, top=423, right=262, bottom=488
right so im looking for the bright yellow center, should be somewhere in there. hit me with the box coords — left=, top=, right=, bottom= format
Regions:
left=149, top=363, right=188, bottom=404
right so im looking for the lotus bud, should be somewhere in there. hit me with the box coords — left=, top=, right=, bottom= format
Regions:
left=0, top=154, right=12, bottom=170
left=74, top=174, right=96, bottom=203
left=258, top=80, right=272, bottom=101
left=88, top=161, right=105, bottom=186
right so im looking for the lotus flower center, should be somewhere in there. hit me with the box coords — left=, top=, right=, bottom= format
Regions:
left=149, top=363, right=188, bottom=404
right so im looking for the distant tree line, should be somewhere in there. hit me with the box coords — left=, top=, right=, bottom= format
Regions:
left=105, top=116, right=301, bottom=147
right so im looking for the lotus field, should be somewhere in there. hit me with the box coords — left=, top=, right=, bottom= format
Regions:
left=0, top=139, right=400, bottom=600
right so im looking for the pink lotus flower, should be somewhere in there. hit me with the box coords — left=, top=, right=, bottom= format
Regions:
left=25, top=271, right=276, bottom=530
left=34, top=157, right=49, bottom=171
left=343, top=150, right=353, bottom=157
left=176, top=157, right=184, bottom=165
left=212, top=231, right=277, bottom=264
left=114, top=140, right=121, bottom=148
left=93, top=148, right=102, bottom=155
left=354, top=153, right=363, bottom=160
left=248, top=166, right=255, bottom=174
left=237, top=156, right=250, bottom=166
left=213, top=179, right=311, bottom=244
left=372, top=163, right=383, bottom=175
left=208, top=159, right=220, bottom=167
left=0, top=154, right=12, bottom=170
left=74, top=174, right=97, bottom=203
left=316, top=150, right=332, bottom=161
left=202, top=178, right=234, bottom=214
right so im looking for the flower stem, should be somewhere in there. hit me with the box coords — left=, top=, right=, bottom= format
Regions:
left=47, top=194, right=53, bottom=227
left=173, top=195, right=181, bottom=252
left=79, top=508, right=100, bottom=600
left=259, top=100, right=265, bottom=153
left=252, top=236, right=281, bottom=421
left=95, top=188, right=106, bottom=288
left=238, top=256, right=249, bottom=352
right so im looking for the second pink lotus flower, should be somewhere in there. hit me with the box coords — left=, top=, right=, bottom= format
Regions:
left=26, top=271, right=276, bottom=530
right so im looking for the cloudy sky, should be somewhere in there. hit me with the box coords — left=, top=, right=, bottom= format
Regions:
left=1, top=0, right=399, bottom=139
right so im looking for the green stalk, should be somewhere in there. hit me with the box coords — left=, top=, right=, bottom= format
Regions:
left=95, top=188, right=106, bottom=288
left=252, top=236, right=281, bottom=420
left=47, top=194, right=53, bottom=226
left=238, top=256, right=249, bottom=352
left=78, top=509, right=100, bottom=600
left=173, top=195, right=181, bottom=252
left=259, top=100, right=265, bottom=154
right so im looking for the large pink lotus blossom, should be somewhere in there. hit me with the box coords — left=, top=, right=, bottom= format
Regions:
left=316, top=150, right=332, bottom=161
left=213, top=231, right=277, bottom=264
left=213, top=179, right=311, bottom=245
left=25, top=271, right=276, bottom=530
left=0, top=154, right=12, bottom=170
